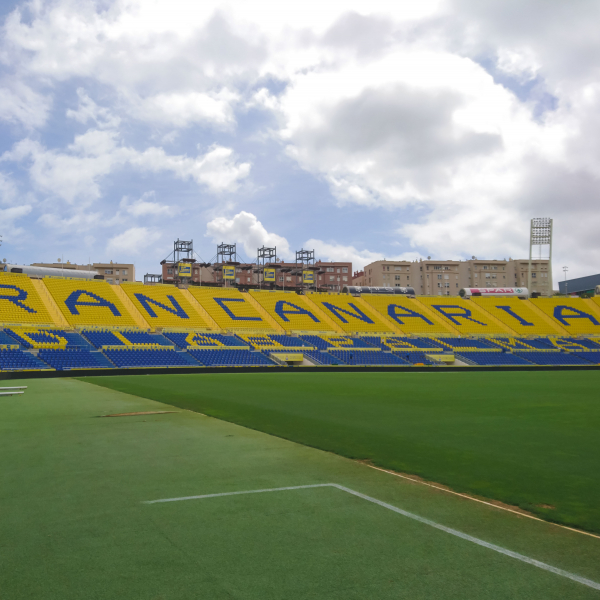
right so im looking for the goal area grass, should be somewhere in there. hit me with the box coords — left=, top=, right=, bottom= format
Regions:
left=82, top=370, right=600, bottom=534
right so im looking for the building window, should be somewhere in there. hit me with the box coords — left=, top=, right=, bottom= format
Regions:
left=395, top=275, right=400, bottom=281
left=342, top=276, right=348, bottom=281
left=327, top=267, right=334, bottom=272
left=107, top=278, right=113, bottom=283
left=444, top=275, right=449, bottom=280
left=105, top=269, right=113, bottom=275
left=342, top=267, right=348, bottom=273
left=122, top=278, right=128, bottom=282
left=437, top=274, right=442, bottom=280
left=167, top=268, right=173, bottom=274
left=444, top=283, right=449, bottom=288
left=122, top=270, right=128, bottom=275
left=329, top=276, right=335, bottom=281
left=286, top=276, right=292, bottom=282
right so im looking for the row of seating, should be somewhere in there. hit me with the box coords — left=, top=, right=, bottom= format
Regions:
left=3, top=272, right=600, bottom=337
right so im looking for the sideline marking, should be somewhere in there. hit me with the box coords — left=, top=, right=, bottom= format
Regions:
left=364, top=464, right=600, bottom=540
left=143, top=483, right=600, bottom=591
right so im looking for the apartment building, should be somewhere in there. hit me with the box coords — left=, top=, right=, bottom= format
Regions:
left=360, top=258, right=552, bottom=296
left=32, top=261, right=135, bottom=284
left=364, top=261, right=413, bottom=288
left=352, top=270, right=365, bottom=286
left=416, top=260, right=462, bottom=295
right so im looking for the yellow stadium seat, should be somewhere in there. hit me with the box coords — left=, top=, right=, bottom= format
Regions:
left=416, top=297, right=510, bottom=334
left=187, top=287, right=274, bottom=331
left=472, top=297, right=564, bottom=336
left=361, top=295, right=454, bottom=335
left=249, top=290, right=336, bottom=333
left=306, top=293, right=393, bottom=333
left=43, top=278, right=139, bottom=328
left=122, top=283, right=210, bottom=329
left=530, top=298, right=600, bottom=336
left=0, top=273, right=57, bottom=326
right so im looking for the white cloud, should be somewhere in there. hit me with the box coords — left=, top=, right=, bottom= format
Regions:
left=120, top=192, right=172, bottom=217
left=66, top=88, right=120, bottom=129
left=307, top=239, right=420, bottom=271
left=0, top=80, right=51, bottom=129
left=107, top=227, right=162, bottom=255
left=135, top=90, right=239, bottom=128
left=206, top=211, right=291, bottom=258
left=2, top=132, right=250, bottom=203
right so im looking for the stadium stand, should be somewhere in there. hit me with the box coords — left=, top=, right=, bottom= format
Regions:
left=455, top=352, right=533, bottom=366
left=303, top=350, right=347, bottom=365
left=569, top=352, right=600, bottom=364
left=162, top=332, right=247, bottom=349
left=0, top=348, right=52, bottom=370
left=0, top=273, right=57, bottom=326
left=187, top=287, right=274, bottom=331
left=530, top=298, right=600, bottom=336
left=4, top=328, right=93, bottom=349
left=187, top=349, right=276, bottom=367
left=416, top=297, right=512, bottom=334
left=237, top=334, right=314, bottom=350
left=329, top=350, right=410, bottom=365
left=513, top=351, right=594, bottom=366
left=391, top=352, right=438, bottom=365
left=543, top=337, right=600, bottom=351
left=486, top=337, right=556, bottom=351
left=299, top=335, right=374, bottom=350
left=305, top=294, right=393, bottom=333
left=103, top=348, right=200, bottom=368
left=0, top=330, right=22, bottom=347
left=362, top=336, right=444, bottom=352
left=473, top=298, right=564, bottom=336
left=249, top=290, right=338, bottom=333
left=43, top=278, right=139, bottom=328
left=38, top=349, right=115, bottom=370
left=361, top=296, right=455, bottom=335
left=434, top=337, right=497, bottom=351
left=121, top=283, right=211, bottom=329
left=82, top=329, right=173, bottom=348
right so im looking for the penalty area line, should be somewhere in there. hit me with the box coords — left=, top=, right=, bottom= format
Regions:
left=143, top=483, right=600, bottom=591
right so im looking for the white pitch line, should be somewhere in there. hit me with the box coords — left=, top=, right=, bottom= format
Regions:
left=143, top=483, right=600, bottom=591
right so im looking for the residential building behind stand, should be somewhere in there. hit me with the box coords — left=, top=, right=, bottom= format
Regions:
left=32, top=262, right=135, bottom=284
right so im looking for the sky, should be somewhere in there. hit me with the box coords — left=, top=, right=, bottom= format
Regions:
left=1, top=0, right=599, bottom=286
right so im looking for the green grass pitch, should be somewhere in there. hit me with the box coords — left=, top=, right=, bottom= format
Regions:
left=82, top=370, right=600, bottom=534
left=1, top=375, right=599, bottom=599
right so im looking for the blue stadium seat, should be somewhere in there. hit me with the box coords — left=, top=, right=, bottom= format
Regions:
left=103, top=348, right=200, bottom=368
left=303, top=350, right=347, bottom=365
left=456, top=352, right=532, bottom=366
left=162, top=332, right=248, bottom=349
left=38, top=349, right=115, bottom=370
left=188, top=349, right=276, bottom=366
left=392, top=352, right=438, bottom=365
left=262, top=335, right=315, bottom=348
left=329, top=350, right=410, bottom=366
left=5, top=329, right=94, bottom=350
left=82, top=330, right=127, bottom=348
left=0, top=349, right=52, bottom=370
left=436, top=337, right=497, bottom=350
left=512, top=352, right=593, bottom=366
left=569, top=352, right=600, bottom=364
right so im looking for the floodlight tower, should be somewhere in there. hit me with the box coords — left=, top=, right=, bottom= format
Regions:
left=528, top=218, right=553, bottom=294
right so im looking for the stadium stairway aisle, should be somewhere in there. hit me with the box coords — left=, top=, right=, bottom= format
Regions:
left=0, top=273, right=59, bottom=327
left=187, top=287, right=275, bottom=333
left=361, top=295, right=456, bottom=336
left=43, top=278, right=140, bottom=328
left=416, top=297, right=515, bottom=335
left=530, top=298, right=600, bottom=336
left=249, top=290, right=342, bottom=334
left=121, top=283, right=212, bottom=330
